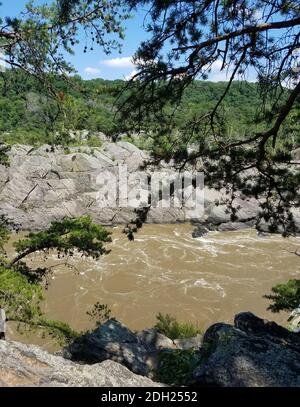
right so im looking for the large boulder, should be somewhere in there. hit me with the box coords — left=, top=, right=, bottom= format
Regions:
left=101, top=141, right=149, bottom=172
left=257, top=207, right=300, bottom=235
left=68, top=320, right=202, bottom=377
left=194, top=312, right=300, bottom=387
left=57, top=153, right=104, bottom=172
left=147, top=208, right=185, bottom=224
left=0, top=339, right=162, bottom=387
left=204, top=196, right=260, bottom=226
left=137, top=329, right=176, bottom=353
left=68, top=319, right=151, bottom=376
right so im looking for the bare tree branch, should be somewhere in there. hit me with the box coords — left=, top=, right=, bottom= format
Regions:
left=173, top=17, right=300, bottom=52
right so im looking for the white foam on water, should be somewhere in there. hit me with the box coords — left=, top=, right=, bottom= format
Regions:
left=181, top=278, right=226, bottom=298
left=194, top=279, right=226, bottom=298
left=8, top=226, right=300, bottom=337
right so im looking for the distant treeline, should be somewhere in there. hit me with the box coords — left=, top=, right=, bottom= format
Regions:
left=0, top=70, right=268, bottom=145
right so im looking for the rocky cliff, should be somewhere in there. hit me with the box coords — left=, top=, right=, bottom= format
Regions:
left=0, top=339, right=162, bottom=387
left=1, top=142, right=299, bottom=233
left=0, top=313, right=299, bottom=387
left=194, top=312, right=300, bottom=387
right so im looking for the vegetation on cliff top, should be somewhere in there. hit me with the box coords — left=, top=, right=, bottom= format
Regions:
left=0, top=73, right=267, bottom=146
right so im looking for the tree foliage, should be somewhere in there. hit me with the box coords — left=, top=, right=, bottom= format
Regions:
left=0, top=72, right=125, bottom=144
left=11, top=216, right=111, bottom=266
left=265, top=279, right=300, bottom=313
left=0, top=216, right=111, bottom=343
left=0, top=70, right=283, bottom=167
left=0, top=0, right=130, bottom=152
left=121, top=0, right=300, bottom=235
left=0, top=0, right=129, bottom=91
left=86, top=302, right=112, bottom=328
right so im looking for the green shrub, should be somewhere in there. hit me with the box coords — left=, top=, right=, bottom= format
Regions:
left=87, top=135, right=103, bottom=148
left=0, top=129, right=49, bottom=146
left=156, top=349, right=201, bottom=385
left=154, top=313, right=202, bottom=340
left=265, top=279, right=300, bottom=313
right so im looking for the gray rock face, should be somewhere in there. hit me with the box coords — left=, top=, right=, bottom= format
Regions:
left=217, top=221, right=255, bottom=231
left=0, top=165, right=8, bottom=190
left=0, top=339, right=162, bottom=387
left=68, top=320, right=151, bottom=376
left=195, top=191, right=262, bottom=233
left=0, top=143, right=147, bottom=229
left=0, top=142, right=299, bottom=232
left=68, top=319, right=202, bottom=377
left=137, top=329, right=176, bottom=352
left=194, top=312, right=300, bottom=387
left=0, top=143, right=203, bottom=229
left=174, top=334, right=203, bottom=350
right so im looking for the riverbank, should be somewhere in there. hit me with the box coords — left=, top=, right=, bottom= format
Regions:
left=1, top=312, right=300, bottom=387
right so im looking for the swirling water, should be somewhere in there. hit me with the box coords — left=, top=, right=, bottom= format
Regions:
left=6, top=224, right=300, bottom=348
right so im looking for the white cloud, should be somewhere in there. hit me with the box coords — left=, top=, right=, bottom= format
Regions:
left=101, top=56, right=134, bottom=68
left=207, top=60, right=256, bottom=82
left=204, top=60, right=231, bottom=82
left=84, top=67, right=101, bottom=75
left=209, top=71, right=233, bottom=82
left=0, top=51, right=6, bottom=72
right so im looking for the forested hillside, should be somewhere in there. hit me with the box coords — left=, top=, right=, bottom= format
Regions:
left=0, top=71, right=267, bottom=146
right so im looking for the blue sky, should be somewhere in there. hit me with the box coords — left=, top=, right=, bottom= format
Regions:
left=1, top=0, right=257, bottom=82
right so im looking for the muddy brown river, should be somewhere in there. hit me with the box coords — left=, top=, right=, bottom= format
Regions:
left=5, top=224, right=300, bottom=349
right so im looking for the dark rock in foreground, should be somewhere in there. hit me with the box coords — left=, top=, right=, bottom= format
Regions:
left=68, top=319, right=151, bottom=376
left=67, top=314, right=300, bottom=387
left=1, top=312, right=299, bottom=387
left=67, top=319, right=202, bottom=377
left=194, top=312, right=300, bottom=387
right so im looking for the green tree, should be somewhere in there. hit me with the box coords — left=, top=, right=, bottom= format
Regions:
left=0, top=1, right=128, bottom=89
left=122, top=0, right=300, bottom=235
left=265, top=279, right=300, bottom=313
left=0, top=216, right=111, bottom=343
left=0, top=1, right=130, bottom=148
left=10, top=216, right=111, bottom=267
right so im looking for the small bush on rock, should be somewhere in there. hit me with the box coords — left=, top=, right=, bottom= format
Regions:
left=154, top=312, right=202, bottom=340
